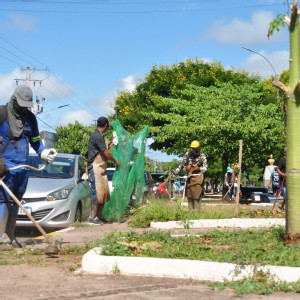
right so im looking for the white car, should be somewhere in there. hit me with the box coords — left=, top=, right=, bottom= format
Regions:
left=16, top=153, right=92, bottom=229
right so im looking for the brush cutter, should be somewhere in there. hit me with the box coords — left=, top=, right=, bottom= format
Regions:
left=0, top=162, right=59, bottom=255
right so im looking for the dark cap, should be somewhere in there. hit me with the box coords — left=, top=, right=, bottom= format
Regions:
left=97, top=116, right=109, bottom=127
left=13, top=86, right=33, bottom=108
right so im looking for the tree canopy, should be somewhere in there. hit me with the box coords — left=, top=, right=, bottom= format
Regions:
left=54, top=121, right=94, bottom=158
left=112, top=59, right=285, bottom=173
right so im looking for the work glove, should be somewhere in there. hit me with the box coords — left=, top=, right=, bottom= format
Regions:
left=41, top=148, right=57, bottom=164
left=200, top=167, right=207, bottom=173
left=112, top=131, right=118, bottom=146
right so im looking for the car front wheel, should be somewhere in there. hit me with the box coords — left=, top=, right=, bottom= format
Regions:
left=74, top=203, right=82, bottom=222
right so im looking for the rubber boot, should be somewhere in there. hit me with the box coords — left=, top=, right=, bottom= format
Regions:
left=188, top=198, right=194, bottom=211
left=89, top=198, right=98, bottom=220
left=194, top=197, right=202, bottom=212
left=96, top=204, right=108, bottom=223
left=0, top=203, right=13, bottom=250
left=5, top=204, right=18, bottom=244
left=0, top=202, right=9, bottom=237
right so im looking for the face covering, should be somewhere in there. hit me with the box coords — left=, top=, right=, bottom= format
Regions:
left=13, top=99, right=29, bottom=115
left=7, top=99, right=29, bottom=138
left=190, top=148, right=200, bottom=158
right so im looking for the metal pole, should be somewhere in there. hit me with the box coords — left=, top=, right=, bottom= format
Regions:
left=236, top=140, right=243, bottom=216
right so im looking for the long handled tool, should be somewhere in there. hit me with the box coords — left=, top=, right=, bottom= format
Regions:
left=0, top=163, right=59, bottom=255
left=272, top=177, right=285, bottom=211
left=222, top=188, right=230, bottom=201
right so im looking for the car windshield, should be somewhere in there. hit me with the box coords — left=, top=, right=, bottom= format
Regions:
left=28, top=155, right=75, bottom=179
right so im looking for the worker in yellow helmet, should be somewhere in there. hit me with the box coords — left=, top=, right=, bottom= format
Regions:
left=174, top=140, right=208, bottom=211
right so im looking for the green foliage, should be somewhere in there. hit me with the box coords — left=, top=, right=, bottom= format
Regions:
left=98, top=226, right=300, bottom=268
left=128, top=199, right=284, bottom=228
left=210, top=276, right=300, bottom=295
left=112, top=59, right=285, bottom=174
left=54, top=121, right=94, bottom=158
left=268, top=14, right=285, bottom=38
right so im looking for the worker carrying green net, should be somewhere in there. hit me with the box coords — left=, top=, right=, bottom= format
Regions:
left=103, top=119, right=148, bottom=219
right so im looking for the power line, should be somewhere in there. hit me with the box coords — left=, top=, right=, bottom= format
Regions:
left=0, top=37, right=99, bottom=120
left=0, top=4, right=284, bottom=14
left=0, top=46, right=33, bottom=66
left=36, top=115, right=57, bottom=131
left=0, top=54, right=22, bottom=66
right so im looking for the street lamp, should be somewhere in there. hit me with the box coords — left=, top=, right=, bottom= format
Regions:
left=40, top=104, right=70, bottom=114
left=242, top=46, right=278, bottom=78
left=242, top=46, right=280, bottom=99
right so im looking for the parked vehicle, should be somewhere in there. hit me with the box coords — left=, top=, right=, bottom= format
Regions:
left=16, top=153, right=92, bottom=229
left=107, top=167, right=115, bottom=192
left=107, top=168, right=155, bottom=197
left=150, top=172, right=168, bottom=185
left=143, top=170, right=155, bottom=195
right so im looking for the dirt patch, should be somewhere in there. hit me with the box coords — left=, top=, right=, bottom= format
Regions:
left=1, top=221, right=298, bottom=299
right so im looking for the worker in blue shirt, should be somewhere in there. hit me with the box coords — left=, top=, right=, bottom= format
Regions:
left=0, top=86, right=57, bottom=249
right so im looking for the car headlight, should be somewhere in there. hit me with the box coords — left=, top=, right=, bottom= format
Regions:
left=47, top=186, right=74, bottom=201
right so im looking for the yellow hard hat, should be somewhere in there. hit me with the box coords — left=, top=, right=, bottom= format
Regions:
left=190, top=140, right=200, bottom=148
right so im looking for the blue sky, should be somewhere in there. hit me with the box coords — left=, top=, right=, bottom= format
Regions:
left=0, top=0, right=290, bottom=161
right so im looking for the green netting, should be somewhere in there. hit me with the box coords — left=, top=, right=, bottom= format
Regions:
left=103, top=119, right=148, bottom=219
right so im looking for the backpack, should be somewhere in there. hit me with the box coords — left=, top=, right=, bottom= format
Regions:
left=0, top=105, right=10, bottom=177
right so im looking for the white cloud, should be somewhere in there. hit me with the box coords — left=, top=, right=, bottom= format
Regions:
left=58, top=110, right=94, bottom=127
left=86, top=92, right=116, bottom=118
left=84, top=74, right=140, bottom=117
left=240, top=50, right=289, bottom=78
left=0, top=69, right=20, bottom=103
left=2, top=14, right=36, bottom=32
left=0, top=70, right=140, bottom=129
left=113, top=74, right=139, bottom=92
left=0, top=68, right=73, bottom=103
left=205, top=11, right=287, bottom=45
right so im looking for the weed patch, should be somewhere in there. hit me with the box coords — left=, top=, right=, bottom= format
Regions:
left=98, top=227, right=299, bottom=267
left=128, top=200, right=284, bottom=228
left=209, top=272, right=300, bottom=294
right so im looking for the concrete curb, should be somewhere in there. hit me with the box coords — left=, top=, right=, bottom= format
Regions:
left=80, top=247, right=300, bottom=283
left=150, top=218, right=285, bottom=229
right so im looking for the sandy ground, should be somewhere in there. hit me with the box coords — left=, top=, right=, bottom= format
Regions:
left=0, top=220, right=298, bottom=300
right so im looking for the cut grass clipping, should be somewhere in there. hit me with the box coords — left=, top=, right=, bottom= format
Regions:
left=98, top=227, right=300, bottom=294
left=128, top=199, right=284, bottom=228
left=99, top=227, right=299, bottom=267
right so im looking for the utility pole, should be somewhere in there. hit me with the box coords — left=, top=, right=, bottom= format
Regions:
left=14, top=66, right=49, bottom=114
left=14, top=66, right=48, bottom=87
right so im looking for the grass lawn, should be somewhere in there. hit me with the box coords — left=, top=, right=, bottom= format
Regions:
left=97, top=227, right=300, bottom=294
left=128, top=198, right=284, bottom=228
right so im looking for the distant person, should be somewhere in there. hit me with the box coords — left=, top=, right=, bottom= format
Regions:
left=277, top=148, right=286, bottom=211
left=173, top=140, right=208, bottom=211
left=157, top=181, right=170, bottom=198
left=174, top=180, right=181, bottom=194
left=224, top=166, right=235, bottom=201
left=87, top=116, right=120, bottom=225
left=269, top=167, right=280, bottom=196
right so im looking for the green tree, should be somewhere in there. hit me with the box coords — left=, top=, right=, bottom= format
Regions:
left=269, top=0, right=300, bottom=235
left=112, top=60, right=284, bottom=177
left=55, top=121, right=94, bottom=158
